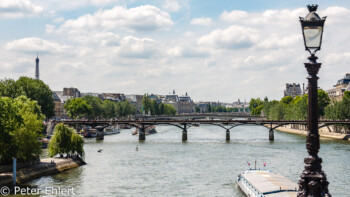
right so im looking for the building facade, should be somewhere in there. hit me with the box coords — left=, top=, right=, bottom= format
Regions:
left=163, top=91, right=195, bottom=114
left=125, top=94, right=144, bottom=114
left=284, top=83, right=303, bottom=98
left=53, top=87, right=82, bottom=119
left=326, top=73, right=350, bottom=101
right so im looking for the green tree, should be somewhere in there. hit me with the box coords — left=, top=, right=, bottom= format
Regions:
left=325, top=91, right=350, bottom=120
left=0, top=96, right=44, bottom=164
left=160, top=103, right=165, bottom=114
left=142, top=93, right=152, bottom=114
left=0, top=77, right=55, bottom=118
left=207, top=104, right=212, bottom=113
left=163, top=104, right=177, bottom=115
left=281, top=96, right=293, bottom=105
left=70, top=131, right=85, bottom=157
left=102, top=100, right=116, bottom=119
left=249, top=98, right=264, bottom=115
left=151, top=100, right=160, bottom=115
left=118, top=101, right=136, bottom=117
left=269, top=102, right=285, bottom=120
left=318, top=89, right=330, bottom=117
left=82, top=95, right=103, bottom=119
left=13, top=96, right=45, bottom=162
left=64, top=98, right=92, bottom=119
left=0, top=78, right=23, bottom=98
left=48, top=123, right=84, bottom=157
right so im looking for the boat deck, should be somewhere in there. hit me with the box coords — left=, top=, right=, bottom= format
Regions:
left=240, top=170, right=298, bottom=197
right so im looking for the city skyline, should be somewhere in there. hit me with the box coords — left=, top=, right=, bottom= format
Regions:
left=1, top=0, right=350, bottom=102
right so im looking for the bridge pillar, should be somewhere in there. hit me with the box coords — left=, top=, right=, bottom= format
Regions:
left=182, top=124, right=187, bottom=141
left=269, top=129, right=274, bottom=141
left=226, top=129, right=230, bottom=141
left=95, top=126, right=104, bottom=140
left=139, top=125, right=145, bottom=141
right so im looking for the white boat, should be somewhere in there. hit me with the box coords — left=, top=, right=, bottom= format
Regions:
left=238, top=169, right=298, bottom=197
left=104, top=125, right=120, bottom=135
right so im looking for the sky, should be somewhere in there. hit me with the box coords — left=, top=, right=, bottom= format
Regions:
left=1, top=0, right=350, bottom=102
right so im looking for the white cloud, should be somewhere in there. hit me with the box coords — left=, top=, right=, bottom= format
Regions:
left=190, top=17, right=213, bottom=26
left=0, top=0, right=43, bottom=18
left=2, top=5, right=350, bottom=102
left=53, top=5, right=173, bottom=34
left=116, top=36, right=160, bottom=58
left=53, top=17, right=65, bottom=23
left=220, top=8, right=305, bottom=28
left=256, top=34, right=301, bottom=49
left=34, top=0, right=121, bottom=12
left=321, top=6, right=350, bottom=25
left=198, top=25, right=259, bottom=49
left=162, top=0, right=181, bottom=12
left=220, top=10, right=248, bottom=23
left=167, top=45, right=209, bottom=58
left=5, top=37, right=70, bottom=53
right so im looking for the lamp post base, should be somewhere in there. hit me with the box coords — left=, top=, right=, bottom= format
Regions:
left=297, top=156, right=331, bottom=197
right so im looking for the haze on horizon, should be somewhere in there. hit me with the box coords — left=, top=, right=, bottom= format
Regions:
left=1, top=0, right=350, bottom=102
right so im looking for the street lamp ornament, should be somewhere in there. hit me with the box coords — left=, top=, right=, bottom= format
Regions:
left=300, top=4, right=326, bottom=55
left=298, top=5, right=331, bottom=197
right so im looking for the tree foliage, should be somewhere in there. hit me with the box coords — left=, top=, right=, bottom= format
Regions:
left=48, top=123, right=84, bottom=157
left=249, top=98, right=264, bottom=115
left=82, top=95, right=103, bottom=119
left=318, top=89, right=330, bottom=117
left=141, top=94, right=177, bottom=115
left=142, top=93, right=152, bottom=114
left=0, top=77, right=55, bottom=118
left=64, top=96, right=135, bottom=119
left=264, top=90, right=329, bottom=120
left=325, top=91, right=350, bottom=120
left=0, top=96, right=44, bottom=164
left=64, top=98, right=92, bottom=119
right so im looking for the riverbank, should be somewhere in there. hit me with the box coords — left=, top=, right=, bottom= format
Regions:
left=271, top=125, right=350, bottom=141
left=0, top=157, right=86, bottom=187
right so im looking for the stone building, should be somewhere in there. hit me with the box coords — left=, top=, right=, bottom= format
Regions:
left=163, top=91, right=195, bottom=114
left=53, top=87, right=81, bottom=119
left=52, top=92, right=64, bottom=119
left=326, top=73, right=350, bottom=101
left=195, top=102, right=209, bottom=113
left=63, top=87, right=81, bottom=97
left=125, top=94, right=144, bottom=114
left=178, top=93, right=195, bottom=114
left=284, top=83, right=303, bottom=98
left=99, top=93, right=126, bottom=102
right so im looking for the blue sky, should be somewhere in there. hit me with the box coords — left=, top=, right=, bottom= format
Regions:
left=1, top=0, right=350, bottom=102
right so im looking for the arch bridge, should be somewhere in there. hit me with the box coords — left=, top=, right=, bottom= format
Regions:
left=52, top=119, right=350, bottom=141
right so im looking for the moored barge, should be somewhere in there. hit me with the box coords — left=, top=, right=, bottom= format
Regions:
left=238, top=170, right=298, bottom=197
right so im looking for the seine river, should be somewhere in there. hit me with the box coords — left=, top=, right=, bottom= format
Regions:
left=26, top=125, right=350, bottom=196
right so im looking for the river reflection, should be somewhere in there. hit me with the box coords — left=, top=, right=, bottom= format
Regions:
left=24, top=125, right=350, bottom=196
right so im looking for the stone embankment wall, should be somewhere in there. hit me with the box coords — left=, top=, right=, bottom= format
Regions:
left=269, top=124, right=350, bottom=141
left=0, top=160, right=40, bottom=174
left=0, top=157, right=86, bottom=187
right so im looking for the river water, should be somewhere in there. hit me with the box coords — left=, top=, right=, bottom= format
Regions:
left=26, top=125, right=350, bottom=196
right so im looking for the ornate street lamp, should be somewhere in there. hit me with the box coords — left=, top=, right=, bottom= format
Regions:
left=298, top=5, right=331, bottom=197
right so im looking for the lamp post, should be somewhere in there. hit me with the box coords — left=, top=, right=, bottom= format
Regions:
left=298, top=5, right=331, bottom=197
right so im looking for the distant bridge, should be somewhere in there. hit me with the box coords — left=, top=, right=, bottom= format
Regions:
left=140, top=113, right=263, bottom=120
left=51, top=119, right=350, bottom=141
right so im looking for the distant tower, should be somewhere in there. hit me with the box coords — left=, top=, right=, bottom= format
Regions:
left=35, top=53, right=39, bottom=79
left=173, top=90, right=175, bottom=95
